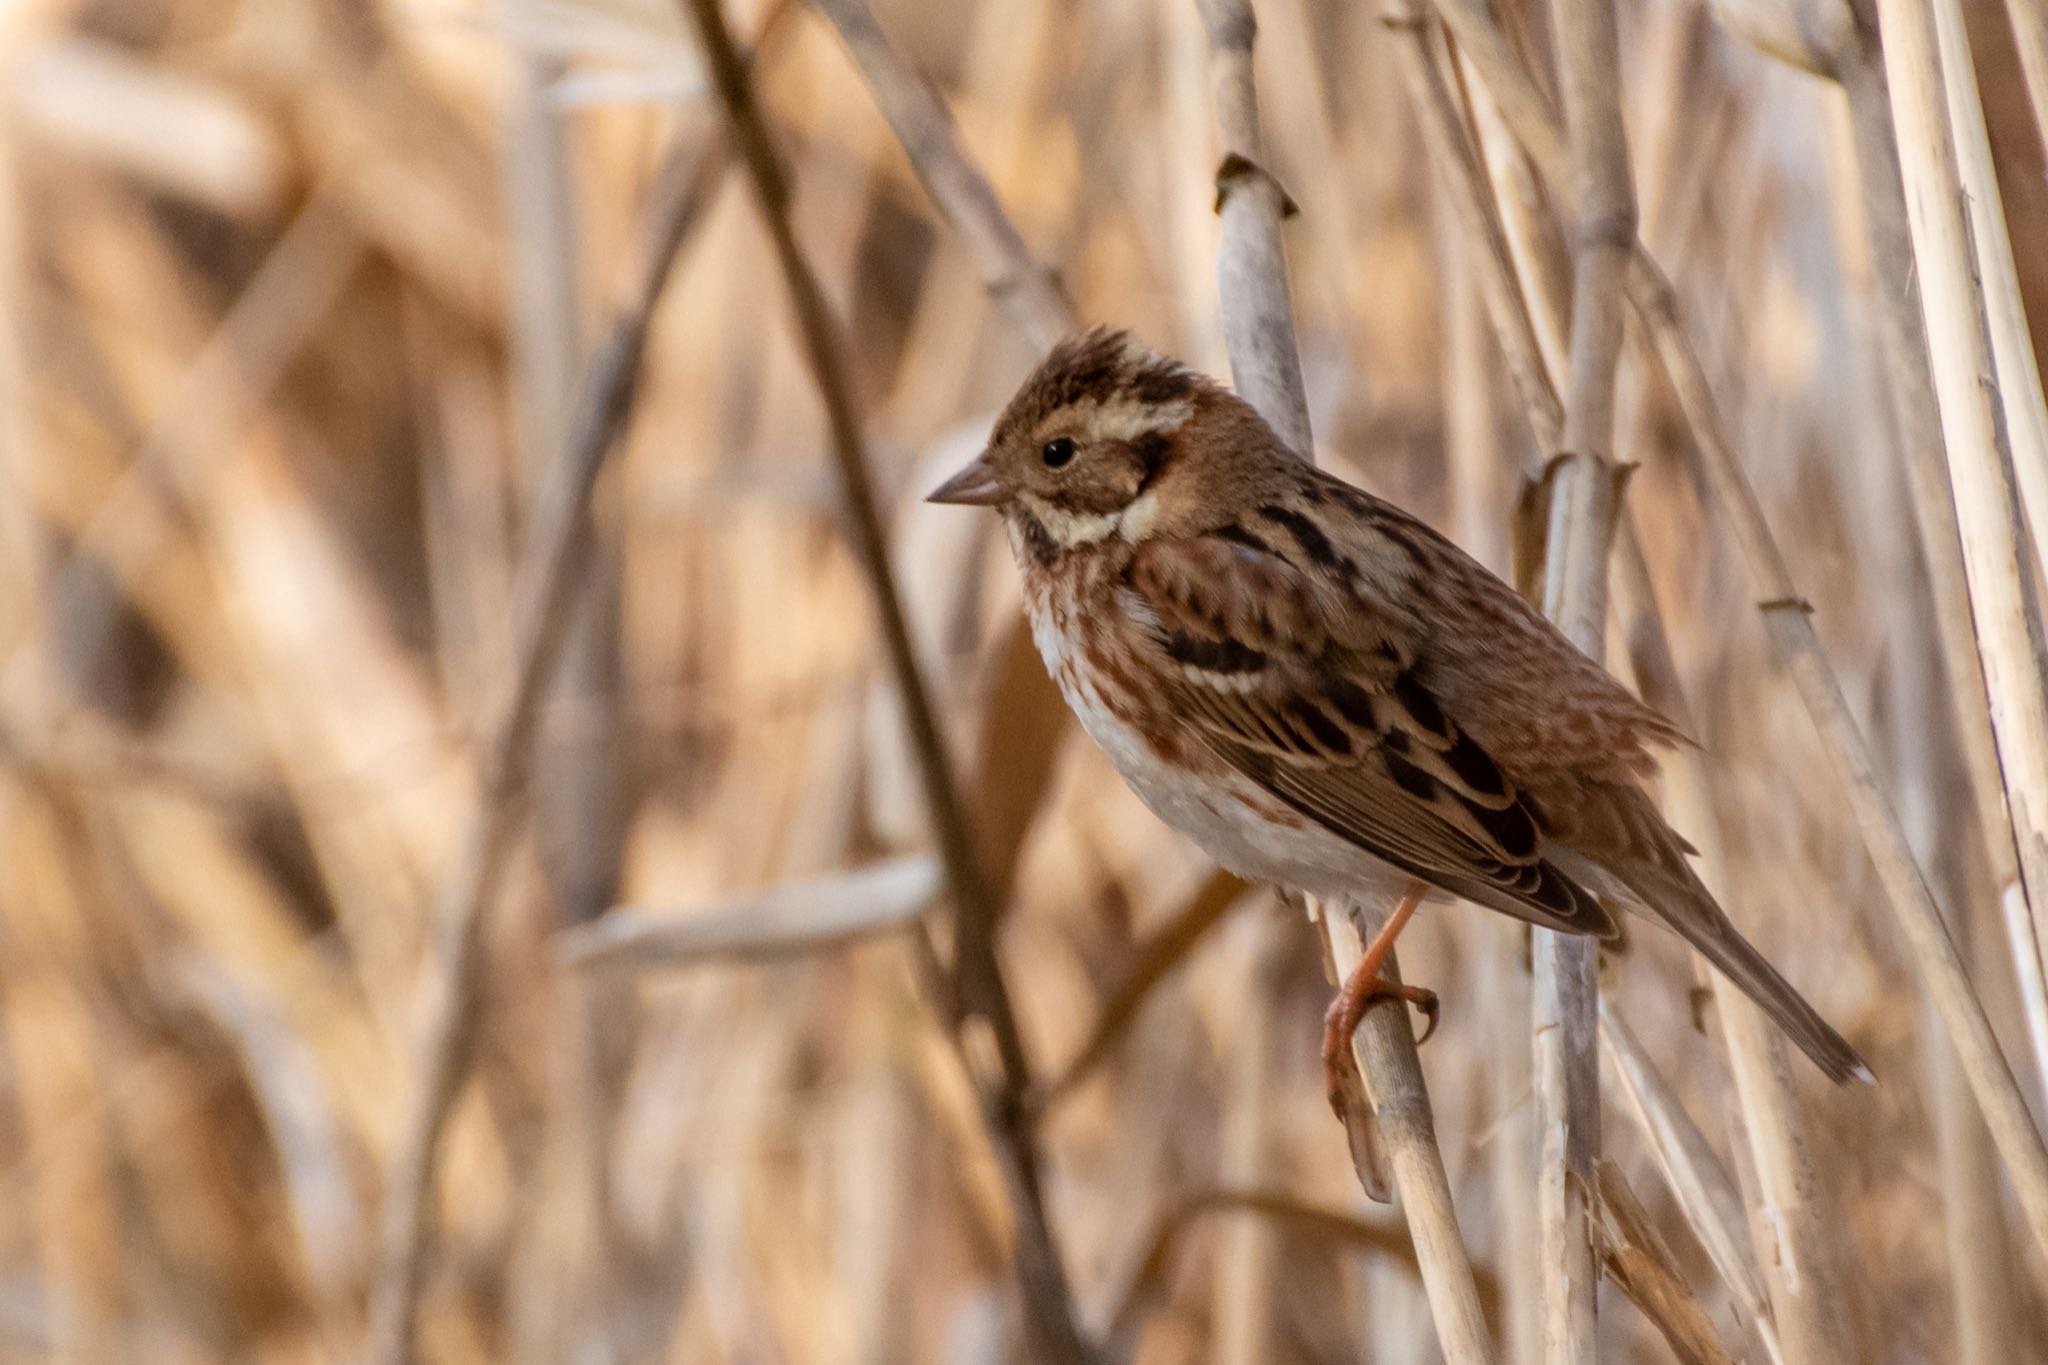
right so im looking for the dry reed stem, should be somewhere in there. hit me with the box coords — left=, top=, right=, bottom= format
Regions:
left=561, top=855, right=941, bottom=970
left=1827, top=36, right=2048, bottom=1100
left=1398, top=11, right=1864, bottom=1353
left=363, top=119, right=734, bottom=1365
left=1193, top=0, right=1313, bottom=457
left=1633, top=257, right=2048, bottom=1256
left=1611, top=525, right=1858, bottom=1365
left=1195, top=3, right=1496, bottom=1358
left=1592, top=1160, right=1741, bottom=1365
left=1872, top=0, right=2048, bottom=1252
left=1531, top=0, right=1636, bottom=1356
left=1412, top=0, right=2048, bottom=1262
left=679, top=1, right=1097, bottom=1357
left=810, top=0, right=1071, bottom=354
left=1598, top=1004, right=1784, bottom=1365
left=1926, top=0, right=2048, bottom=583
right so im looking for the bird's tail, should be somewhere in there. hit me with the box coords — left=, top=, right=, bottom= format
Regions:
left=1555, top=789, right=1873, bottom=1086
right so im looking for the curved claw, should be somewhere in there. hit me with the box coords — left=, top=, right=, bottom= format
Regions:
left=1410, top=988, right=1441, bottom=1046
left=1361, top=982, right=1440, bottom=1045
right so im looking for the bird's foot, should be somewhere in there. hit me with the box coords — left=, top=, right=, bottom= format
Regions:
left=1322, top=974, right=1440, bottom=1118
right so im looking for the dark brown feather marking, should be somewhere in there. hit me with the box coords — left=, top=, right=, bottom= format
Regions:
left=1015, top=509, right=1060, bottom=565
left=1327, top=678, right=1378, bottom=730
left=1214, top=522, right=1277, bottom=555
left=1131, top=430, right=1173, bottom=489
left=1131, top=361, right=1193, bottom=404
left=1391, top=671, right=1449, bottom=740
left=1444, top=733, right=1507, bottom=797
left=1289, top=699, right=1353, bottom=755
left=1259, top=503, right=1341, bottom=568
left=1165, top=631, right=1266, bottom=674
left=1383, top=749, right=1438, bottom=801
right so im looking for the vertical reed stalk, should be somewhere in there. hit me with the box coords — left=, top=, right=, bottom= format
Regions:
left=1404, top=0, right=2048, bottom=1258
left=1193, top=2, right=1496, bottom=1358
left=1531, top=0, right=1635, bottom=1356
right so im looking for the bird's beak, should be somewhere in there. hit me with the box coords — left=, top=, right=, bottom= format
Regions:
left=925, top=453, right=1007, bottom=506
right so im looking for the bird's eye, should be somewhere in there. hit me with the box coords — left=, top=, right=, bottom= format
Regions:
left=1041, top=437, right=1077, bottom=469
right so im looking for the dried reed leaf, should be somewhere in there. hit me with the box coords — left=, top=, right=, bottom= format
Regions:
left=562, top=854, right=939, bottom=969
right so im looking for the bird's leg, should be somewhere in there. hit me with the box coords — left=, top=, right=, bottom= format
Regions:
left=1322, top=880, right=1438, bottom=1116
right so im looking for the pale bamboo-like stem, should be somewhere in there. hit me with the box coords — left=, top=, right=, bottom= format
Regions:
left=498, top=53, right=631, bottom=1364
left=1612, top=527, right=1858, bottom=1365
left=1531, top=0, right=1634, bottom=1356
left=1632, top=256, right=2048, bottom=1255
left=1599, top=1004, right=1785, bottom=1365
left=809, top=0, right=1072, bottom=354
left=1592, top=1161, right=1744, bottom=1365
left=1927, top=0, right=2048, bottom=583
left=1830, top=39, right=2048, bottom=1102
left=1193, top=0, right=1314, bottom=458
left=1415, top=0, right=2048, bottom=1258
left=365, top=121, right=732, bottom=1365
left=1930, top=1005, right=2016, bottom=1365
left=1871, top=0, right=2048, bottom=1249
left=1193, top=2, right=1496, bottom=1356
left=1403, top=10, right=1864, bottom=1348
left=681, top=2, right=1097, bottom=1357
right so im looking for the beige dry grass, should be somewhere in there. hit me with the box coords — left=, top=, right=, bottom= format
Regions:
left=0, top=0, right=2044, bottom=1360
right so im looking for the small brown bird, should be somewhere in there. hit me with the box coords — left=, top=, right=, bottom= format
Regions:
left=929, top=327, right=1870, bottom=1100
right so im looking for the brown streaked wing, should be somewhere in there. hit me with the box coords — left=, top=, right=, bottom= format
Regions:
left=1124, top=534, right=1617, bottom=939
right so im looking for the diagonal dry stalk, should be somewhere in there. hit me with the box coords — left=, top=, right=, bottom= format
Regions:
left=1877, top=0, right=2048, bottom=1064
left=1413, top=0, right=2048, bottom=1261
left=363, top=119, right=736, bottom=1365
left=1191, top=2, right=1497, bottom=1360
left=678, top=1, right=1098, bottom=1358
left=810, top=3, right=1497, bottom=1351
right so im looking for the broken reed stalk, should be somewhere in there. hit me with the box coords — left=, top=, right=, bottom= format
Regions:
left=364, top=121, right=733, bottom=1365
left=677, top=1, right=1097, bottom=1359
left=1530, top=0, right=1636, bottom=1356
left=1413, top=0, right=2048, bottom=1261
left=1193, top=3, right=1495, bottom=1360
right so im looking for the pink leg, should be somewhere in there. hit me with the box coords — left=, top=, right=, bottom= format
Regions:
left=1322, top=881, right=1439, bottom=1116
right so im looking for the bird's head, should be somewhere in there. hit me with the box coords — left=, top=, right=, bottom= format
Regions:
left=926, top=327, right=1274, bottom=555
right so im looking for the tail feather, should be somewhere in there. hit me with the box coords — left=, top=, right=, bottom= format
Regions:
left=1552, top=848, right=1873, bottom=1085
left=1669, top=893, right=1874, bottom=1085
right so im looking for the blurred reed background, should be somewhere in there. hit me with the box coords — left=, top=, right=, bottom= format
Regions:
left=1, top=0, right=2046, bottom=1359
